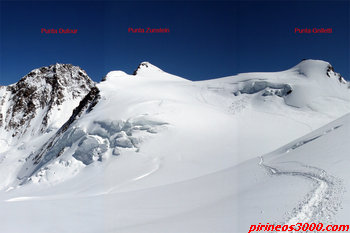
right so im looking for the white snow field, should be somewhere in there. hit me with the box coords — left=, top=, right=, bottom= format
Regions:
left=0, top=60, right=350, bottom=232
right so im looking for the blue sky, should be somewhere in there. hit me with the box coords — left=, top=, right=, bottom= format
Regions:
left=0, top=1, right=349, bottom=85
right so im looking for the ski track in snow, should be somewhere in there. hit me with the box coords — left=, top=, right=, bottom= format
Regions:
left=259, top=157, right=344, bottom=233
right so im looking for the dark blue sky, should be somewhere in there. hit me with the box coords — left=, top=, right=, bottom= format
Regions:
left=0, top=1, right=349, bottom=85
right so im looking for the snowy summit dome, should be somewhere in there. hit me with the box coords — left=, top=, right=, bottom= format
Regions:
left=290, top=59, right=345, bottom=83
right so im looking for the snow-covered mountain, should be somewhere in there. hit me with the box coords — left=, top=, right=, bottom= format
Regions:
left=0, top=59, right=350, bottom=233
left=0, top=63, right=95, bottom=188
left=0, top=63, right=94, bottom=141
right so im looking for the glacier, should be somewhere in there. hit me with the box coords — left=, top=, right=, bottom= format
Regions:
left=0, top=59, right=350, bottom=232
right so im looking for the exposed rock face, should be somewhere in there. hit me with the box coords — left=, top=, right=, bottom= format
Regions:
left=132, top=62, right=149, bottom=75
left=326, top=64, right=346, bottom=84
left=0, top=63, right=95, bottom=138
left=31, top=86, right=101, bottom=166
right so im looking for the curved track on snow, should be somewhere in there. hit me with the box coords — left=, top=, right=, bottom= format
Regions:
left=259, top=157, right=344, bottom=232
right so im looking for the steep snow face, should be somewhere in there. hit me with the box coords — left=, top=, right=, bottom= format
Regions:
left=0, top=64, right=95, bottom=145
left=17, top=87, right=101, bottom=184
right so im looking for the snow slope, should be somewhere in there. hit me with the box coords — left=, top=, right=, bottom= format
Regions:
left=0, top=59, right=350, bottom=233
left=197, top=59, right=350, bottom=159
left=256, top=113, right=350, bottom=231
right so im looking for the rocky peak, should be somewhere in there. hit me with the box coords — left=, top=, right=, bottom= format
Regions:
left=132, top=62, right=163, bottom=75
left=0, top=64, right=95, bottom=138
left=12, top=63, right=93, bottom=96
